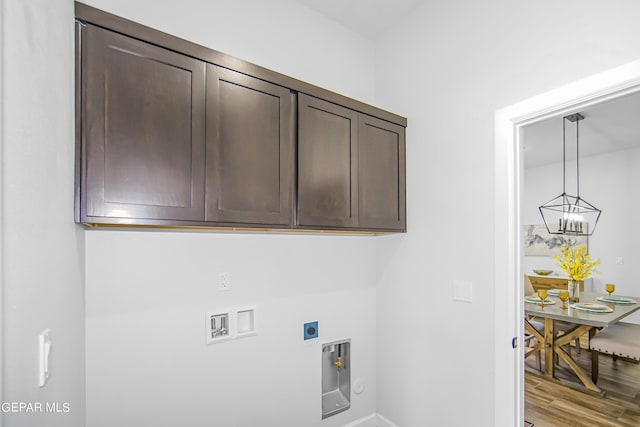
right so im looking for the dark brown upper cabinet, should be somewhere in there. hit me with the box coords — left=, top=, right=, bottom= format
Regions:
left=297, top=94, right=359, bottom=229
left=205, top=66, right=293, bottom=226
left=80, top=24, right=206, bottom=223
left=357, top=114, right=406, bottom=231
left=297, top=94, right=406, bottom=232
left=76, top=3, right=407, bottom=233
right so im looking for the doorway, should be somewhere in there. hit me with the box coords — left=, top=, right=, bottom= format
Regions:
left=494, top=59, right=640, bottom=426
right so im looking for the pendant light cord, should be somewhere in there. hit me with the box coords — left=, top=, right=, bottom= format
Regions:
left=539, top=112, right=600, bottom=236
left=576, top=116, right=580, bottom=198
left=562, top=117, right=566, bottom=194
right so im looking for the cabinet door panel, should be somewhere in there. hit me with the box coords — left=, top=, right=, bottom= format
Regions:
left=297, top=94, right=358, bottom=228
left=205, top=66, right=293, bottom=225
left=83, top=25, right=205, bottom=221
left=358, top=115, right=406, bottom=231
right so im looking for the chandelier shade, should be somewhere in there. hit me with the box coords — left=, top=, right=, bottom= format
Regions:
left=539, top=193, right=601, bottom=235
left=538, top=113, right=601, bottom=236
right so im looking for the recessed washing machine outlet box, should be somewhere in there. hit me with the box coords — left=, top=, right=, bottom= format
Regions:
left=206, top=311, right=231, bottom=345
left=304, top=321, right=318, bottom=340
left=322, top=339, right=351, bottom=419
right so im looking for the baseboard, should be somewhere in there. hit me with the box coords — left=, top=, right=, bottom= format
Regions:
left=341, top=413, right=399, bottom=427
left=376, top=413, right=400, bottom=427
left=342, top=414, right=377, bottom=427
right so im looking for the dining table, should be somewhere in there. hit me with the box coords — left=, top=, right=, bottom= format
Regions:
left=524, top=291, right=640, bottom=393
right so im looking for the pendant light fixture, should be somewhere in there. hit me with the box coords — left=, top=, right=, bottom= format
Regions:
left=538, top=113, right=601, bottom=236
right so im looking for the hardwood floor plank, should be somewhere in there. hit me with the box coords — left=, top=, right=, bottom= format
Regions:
left=617, top=407, right=640, bottom=425
left=525, top=348, right=640, bottom=426
left=549, top=400, right=627, bottom=427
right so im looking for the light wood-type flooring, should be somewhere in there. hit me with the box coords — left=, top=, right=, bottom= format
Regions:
left=525, top=349, right=640, bottom=426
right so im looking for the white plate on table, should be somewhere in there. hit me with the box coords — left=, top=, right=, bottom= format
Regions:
left=547, top=289, right=563, bottom=296
left=525, top=296, right=556, bottom=305
left=597, top=296, right=637, bottom=304
left=571, top=302, right=613, bottom=313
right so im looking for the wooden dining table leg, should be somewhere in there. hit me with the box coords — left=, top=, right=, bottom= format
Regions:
left=553, top=324, right=602, bottom=393
left=544, top=318, right=554, bottom=378
left=590, top=327, right=599, bottom=384
left=592, top=348, right=599, bottom=384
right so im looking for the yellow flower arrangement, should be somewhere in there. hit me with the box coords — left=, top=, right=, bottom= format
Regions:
left=555, top=244, right=600, bottom=281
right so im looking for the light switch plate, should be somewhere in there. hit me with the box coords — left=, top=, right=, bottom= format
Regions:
left=453, top=280, right=473, bottom=303
left=39, top=328, right=52, bottom=387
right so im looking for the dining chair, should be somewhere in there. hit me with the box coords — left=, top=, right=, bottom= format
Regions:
left=590, top=322, right=640, bottom=383
left=524, top=274, right=581, bottom=355
left=524, top=274, right=536, bottom=296
left=524, top=275, right=543, bottom=371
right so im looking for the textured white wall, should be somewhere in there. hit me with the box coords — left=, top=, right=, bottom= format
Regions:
left=80, top=1, right=379, bottom=426
left=523, top=148, right=640, bottom=324
left=373, top=1, right=640, bottom=426
left=1, top=0, right=85, bottom=426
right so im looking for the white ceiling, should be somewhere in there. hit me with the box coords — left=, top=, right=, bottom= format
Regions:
left=523, top=91, right=640, bottom=169
left=294, top=0, right=426, bottom=40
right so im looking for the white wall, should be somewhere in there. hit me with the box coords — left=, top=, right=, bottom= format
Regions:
left=80, top=1, right=380, bottom=426
left=373, top=1, right=640, bottom=426
left=1, top=0, right=85, bottom=426
left=0, top=0, right=5, bottom=418
left=86, top=231, right=377, bottom=427
left=523, top=148, right=640, bottom=323
left=79, top=0, right=376, bottom=107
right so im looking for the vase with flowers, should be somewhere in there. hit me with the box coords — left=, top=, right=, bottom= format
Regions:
left=556, top=244, right=600, bottom=302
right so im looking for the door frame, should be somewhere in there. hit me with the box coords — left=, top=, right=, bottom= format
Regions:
left=494, top=58, right=640, bottom=426
left=0, top=0, right=5, bottom=414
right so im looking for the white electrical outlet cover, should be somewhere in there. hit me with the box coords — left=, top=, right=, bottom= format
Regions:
left=218, top=272, right=231, bottom=291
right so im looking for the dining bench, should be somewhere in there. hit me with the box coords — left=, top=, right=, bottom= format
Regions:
left=590, top=322, right=640, bottom=383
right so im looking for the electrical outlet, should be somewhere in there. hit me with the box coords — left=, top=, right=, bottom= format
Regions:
left=218, top=272, right=231, bottom=291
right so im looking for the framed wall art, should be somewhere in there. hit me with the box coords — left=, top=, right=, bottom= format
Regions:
left=523, top=224, right=587, bottom=257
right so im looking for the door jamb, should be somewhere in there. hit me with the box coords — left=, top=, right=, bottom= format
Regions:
left=494, top=59, right=640, bottom=426
left=0, top=0, right=5, bottom=415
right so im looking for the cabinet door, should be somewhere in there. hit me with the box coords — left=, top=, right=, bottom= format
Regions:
left=358, top=114, right=406, bottom=231
left=205, top=66, right=293, bottom=225
left=81, top=25, right=206, bottom=222
left=297, top=94, right=358, bottom=228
